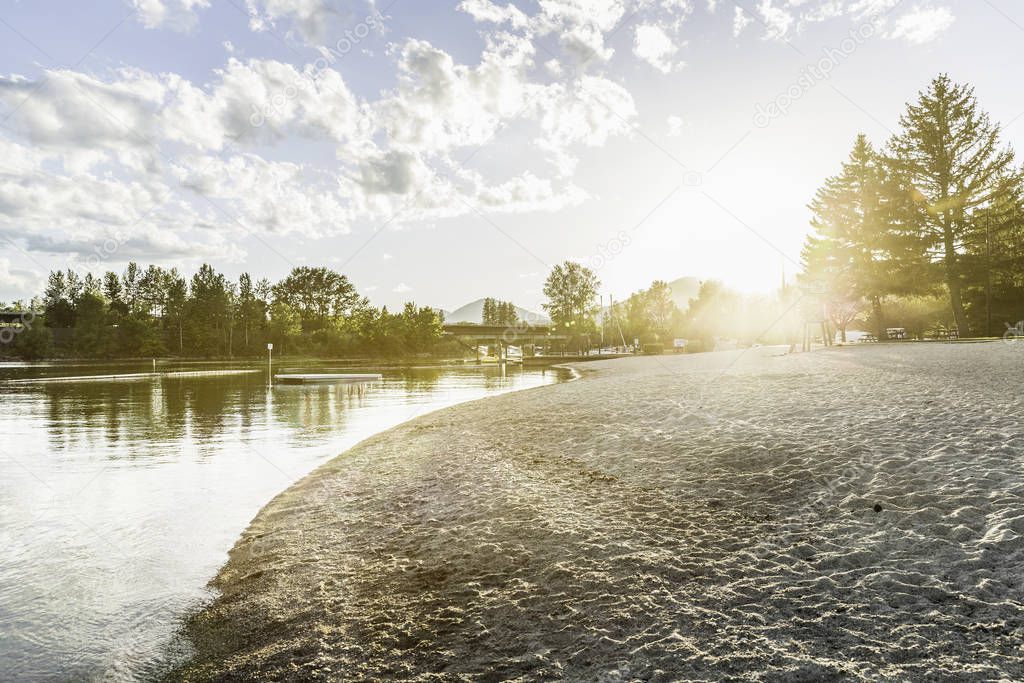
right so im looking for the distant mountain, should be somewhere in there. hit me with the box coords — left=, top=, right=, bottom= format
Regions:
left=667, top=276, right=702, bottom=311
left=444, top=298, right=550, bottom=325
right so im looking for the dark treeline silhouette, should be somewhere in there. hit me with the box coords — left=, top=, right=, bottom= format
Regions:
left=4, top=264, right=446, bottom=360
left=801, top=74, right=1024, bottom=340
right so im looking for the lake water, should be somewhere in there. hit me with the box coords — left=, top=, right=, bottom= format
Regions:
left=0, top=361, right=568, bottom=681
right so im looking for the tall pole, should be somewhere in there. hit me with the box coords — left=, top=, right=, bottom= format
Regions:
left=610, top=294, right=627, bottom=349
left=986, top=219, right=993, bottom=337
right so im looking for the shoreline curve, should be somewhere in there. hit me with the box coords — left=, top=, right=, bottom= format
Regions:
left=174, top=344, right=1024, bottom=681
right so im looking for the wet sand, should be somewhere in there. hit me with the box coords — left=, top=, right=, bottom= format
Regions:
left=176, top=343, right=1024, bottom=681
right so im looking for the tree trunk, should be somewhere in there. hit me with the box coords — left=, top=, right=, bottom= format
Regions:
left=840, top=325, right=847, bottom=343
left=943, top=227, right=969, bottom=336
left=872, top=296, right=885, bottom=340
left=178, top=321, right=183, bottom=353
left=946, top=272, right=969, bottom=337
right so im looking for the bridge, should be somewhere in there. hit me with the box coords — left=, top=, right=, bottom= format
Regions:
left=442, top=323, right=569, bottom=362
left=0, top=310, right=32, bottom=326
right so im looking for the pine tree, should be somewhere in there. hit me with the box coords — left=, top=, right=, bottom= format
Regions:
left=482, top=298, right=495, bottom=325
left=889, top=74, right=1015, bottom=335
left=963, top=169, right=1024, bottom=335
left=801, top=134, right=928, bottom=340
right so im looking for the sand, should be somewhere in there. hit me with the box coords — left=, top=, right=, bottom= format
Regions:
left=175, top=343, right=1024, bottom=681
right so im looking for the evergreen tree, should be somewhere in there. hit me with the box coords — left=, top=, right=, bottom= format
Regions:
left=801, top=134, right=929, bottom=340
left=482, top=298, right=495, bottom=325
left=889, top=74, right=1015, bottom=335
left=165, top=271, right=188, bottom=354
left=43, top=271, right=75, bottom=328
left=188, top=264, right=230, bottom=356
left=237, top=273, right=258, bottom=350
left=961, top=170, right=1024, bottom=334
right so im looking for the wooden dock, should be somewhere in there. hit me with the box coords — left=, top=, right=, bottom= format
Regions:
left=274, top=373, right=383, bottom=384
left=5, top=369, right=261, bottom=384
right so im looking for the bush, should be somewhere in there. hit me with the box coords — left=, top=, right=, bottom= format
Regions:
left=685, top=340, right=705, bottom=354
left=642, top=343, right=664, bottom=355
left=11, top=319, right=53, bottom=360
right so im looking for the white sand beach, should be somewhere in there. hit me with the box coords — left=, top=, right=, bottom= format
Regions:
left=177, top=343, right=1024, bottom=681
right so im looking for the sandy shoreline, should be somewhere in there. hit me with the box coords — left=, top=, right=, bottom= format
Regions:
left=174, top=343, right=1024, bottom=681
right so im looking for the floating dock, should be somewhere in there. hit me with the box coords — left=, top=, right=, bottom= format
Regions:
left=5, top=369, right=261, bottom=384
left=274, top=373, right=384, bottom=384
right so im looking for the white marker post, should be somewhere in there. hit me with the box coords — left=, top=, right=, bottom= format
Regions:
left=267, top=343, right=274, bottom=382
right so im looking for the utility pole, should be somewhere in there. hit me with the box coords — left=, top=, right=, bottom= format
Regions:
left=610, top=294, right=627, bottom=349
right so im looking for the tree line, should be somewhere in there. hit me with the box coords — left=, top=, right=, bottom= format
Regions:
left=801, top=74, right=1024, bottom=340
left=3, top=264, right=445, bottom=359
left=541, top=263, right=778, bottom=353
left=481, top=298, right=521, bottom=326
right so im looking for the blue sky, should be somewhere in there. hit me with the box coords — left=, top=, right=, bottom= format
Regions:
left=1, top=0, right=1022, bottom=311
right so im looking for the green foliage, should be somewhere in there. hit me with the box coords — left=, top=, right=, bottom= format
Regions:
left=399, top=303, right=444, bottom=353
left=888, top=74, right=1017, bottom=335
left=801, top=75, right=1024, bottom=338
left=73, top=292, right=110, bottom=357
left=266, top=301, right=302, bottom=354
left=271, top=266, right=365, bottom=332
left=542, top=261, right=600, bottom=351
left=186, top=264, right=233, bottom=356
left=612, top=280, right=680, bottom=345
left=9, top=314, right=52, bottom=360
left=27, top=261, right=450, bottom=360
left=871, top=294, right=953, bottom=341
left=482, top=298, right=519, bottom=326
left=802, top=134, right=928, bottom=337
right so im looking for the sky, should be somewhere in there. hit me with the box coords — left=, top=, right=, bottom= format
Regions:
left=0, top=0, right=1022, bottom=312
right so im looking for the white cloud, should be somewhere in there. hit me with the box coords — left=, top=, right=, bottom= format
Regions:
left=174, top=153, right=354, bottom=237
left=0, top=0, right=688, bottom=271
left=728, top=0, right=954, bottom=43
left=633, top=24, right=681, bottom=74
left=128, top=0, right=382, bottom=44
left=666, top=115, right=684, bottom=137
left=733, top=6, right=753, bottom=36
left=458, top=0, right=529, bottom=28
left=129, top=0, right=210, bottom=31
left=0, top=258, right=40, bottom=299
left=245, top=0, right=380, bottom=44
left=0, top=69, right=166, bottom=173
left=885, top=5, right=954, bottom=44
left=0, top=135, right=239, bottom=266
left=758, top=0, right=794, bottom=40
left=392, top=282, right=412, bottom=293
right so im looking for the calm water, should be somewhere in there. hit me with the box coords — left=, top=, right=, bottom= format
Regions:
left=0, top=361, right=567, bottom=681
